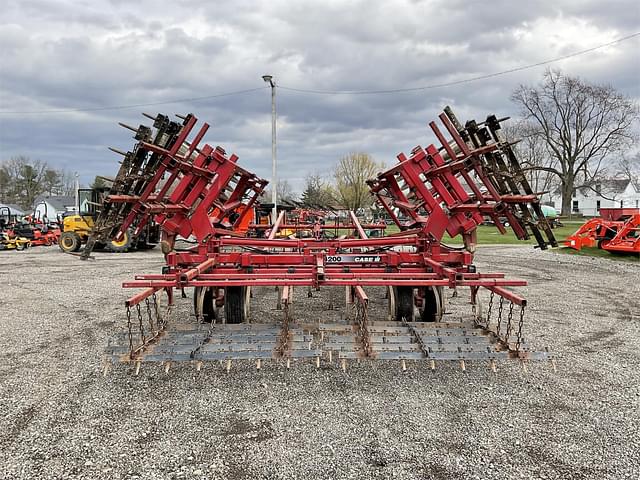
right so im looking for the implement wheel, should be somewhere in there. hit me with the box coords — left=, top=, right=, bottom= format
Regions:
left=394, top=286, right=414, bottom=321
left=107, top=230, right=132, bottom=253
left=224, top=286, right=249, bottom=324
left=419, top=286, right=444, bottom=322
left=59, top=232, right=81, bottom=252
left=193, top=286, right=217, bottom=323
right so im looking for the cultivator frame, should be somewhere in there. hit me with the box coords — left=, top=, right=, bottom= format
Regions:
left=99, top=107, right=558, bottom=374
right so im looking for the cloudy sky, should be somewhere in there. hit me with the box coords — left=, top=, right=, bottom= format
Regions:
left=1, top=0, right=638, bottom=192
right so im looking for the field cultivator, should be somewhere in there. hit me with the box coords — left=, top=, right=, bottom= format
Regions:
left=564, top=209, right=640, bottom=254
left=98, top=107, right=558, bottom=375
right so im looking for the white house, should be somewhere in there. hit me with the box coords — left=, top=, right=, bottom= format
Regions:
left=33, top=195, right=76, bottom=221
left=549, top=178, right=640, bottom=217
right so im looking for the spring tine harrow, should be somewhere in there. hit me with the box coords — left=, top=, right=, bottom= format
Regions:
left=97, top=107, right=558, bottom=375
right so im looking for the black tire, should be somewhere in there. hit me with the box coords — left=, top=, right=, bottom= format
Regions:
left=16, top=242, right=25, bottom=251
left=193, top=286, right=217, bottom=323
left=394, top=286, right=414, bottom=321
left=107, top=230, right=132, bottom=253
left=136, top=241, right=157, bottom=250
left=59, top=232, right=81, bottom=252
left=419, top=286, right=444, bottom=322
left=225, top=286, right=247, bottom=324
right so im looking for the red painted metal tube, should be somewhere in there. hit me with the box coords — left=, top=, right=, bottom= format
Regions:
left=353, top=285, right=368, bottom=304
left=268, top=211, right=286, bottom=239
left=349, top=211, right=368, bottom=239
left=125, top=287, right=163, bottom=307
left=179, top=258, right=216, bottom=283
left=219, top=235, right=419, bottom=249
left=484, top=285, right=527, bottom=306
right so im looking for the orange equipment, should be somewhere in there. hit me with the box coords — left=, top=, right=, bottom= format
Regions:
left=564, top=209, right=639, bottom=254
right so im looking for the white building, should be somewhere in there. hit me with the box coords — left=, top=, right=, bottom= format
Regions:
left=33, top=195, right=76, bottom=221
left=549, top=178, right=640, bottom=217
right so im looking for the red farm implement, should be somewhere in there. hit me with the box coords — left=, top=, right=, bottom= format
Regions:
left=94, top=108, right=558, bottom=375
left=564, top=208, right=640, bottom=254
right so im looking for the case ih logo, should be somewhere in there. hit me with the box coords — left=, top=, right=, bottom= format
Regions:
left=325, top=254, right=382, bottom=263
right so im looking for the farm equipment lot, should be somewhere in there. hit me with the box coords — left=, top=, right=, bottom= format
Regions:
left=1, top=247, right=638, bottom=479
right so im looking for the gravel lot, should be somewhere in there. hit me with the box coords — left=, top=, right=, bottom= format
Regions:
left=1, top=245, right=639, bottom=480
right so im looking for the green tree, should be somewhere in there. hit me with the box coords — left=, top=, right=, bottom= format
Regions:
left=90, top=176, right=109, bottom=190
left=18, top=162, right=47, bottom=209
left=334, top=153, right=384, bottom=211
left=0, top=166, right=11, bottom=203
left=300, top=173, right=335, bottom=208
left=43, top=169, right=62, bottom=195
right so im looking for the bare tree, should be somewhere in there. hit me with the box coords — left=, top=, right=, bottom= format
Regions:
left=60, top=170, right=77, bottom=196
left=616, top=153, right=640, bottom=181
left=511, top=69, right=639, bottom=215
left=334, top=153, right=384, bottom=211
left=262, top=179, right=297, bottom=204
left=505, top=122, right=559, bottom=203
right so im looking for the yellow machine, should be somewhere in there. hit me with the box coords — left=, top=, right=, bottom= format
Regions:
left=58, top=187, right=133, bottom=253
left=0, top=232, right=31, bottom=251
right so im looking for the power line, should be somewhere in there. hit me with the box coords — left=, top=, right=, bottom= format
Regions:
left=0, top=87, right=267, bottom=115
left=278, top=32, right=640, bottom=95
left=0, top=31, right=637, bottom=114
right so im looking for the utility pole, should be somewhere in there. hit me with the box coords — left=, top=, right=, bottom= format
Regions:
left=74, top=172, right=79, bottom=212
left=262, top=75, right=277, bottom=223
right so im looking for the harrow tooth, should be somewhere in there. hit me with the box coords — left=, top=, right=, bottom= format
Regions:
left=341, top=359, right=347, bottom=373
left=134, top=360, right=141, bottom=376
left=196, top=361, right=203, bottom=372
left=490, top=359, right=497, bottom=373
left=108, top=147, right=128, bottom=156
left=256, top=359, right=261, bottom=370
left=401, top=359, right=407, bottom=371
left=118, top=122, right=139, bottom=133
left=164, top=361, right=171, bottom=374
left=430, top=360, right=436, bottom=370
left=226, top=359, right=232, bottom=373
left=460, top=359, right=466, bottom=372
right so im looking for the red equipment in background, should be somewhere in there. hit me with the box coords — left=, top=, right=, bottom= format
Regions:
left=564, top=208, right=640, bottom=254
left=94, top=108, right=558, bottom=375
left=0, top=209, right=61, bottom=247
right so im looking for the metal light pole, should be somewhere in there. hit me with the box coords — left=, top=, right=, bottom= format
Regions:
left=262, top=74, right=277, bottom=223
left=74, top=172, right=80, bottom=212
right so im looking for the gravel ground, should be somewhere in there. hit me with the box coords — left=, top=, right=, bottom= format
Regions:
left=0, top=245, right=639, bottom=480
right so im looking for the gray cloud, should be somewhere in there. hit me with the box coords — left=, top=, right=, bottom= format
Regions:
left=0, top=0, right=638, bottom=192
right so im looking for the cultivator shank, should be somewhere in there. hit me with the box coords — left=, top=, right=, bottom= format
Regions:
left=100, top=108, right=557, bottom=375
